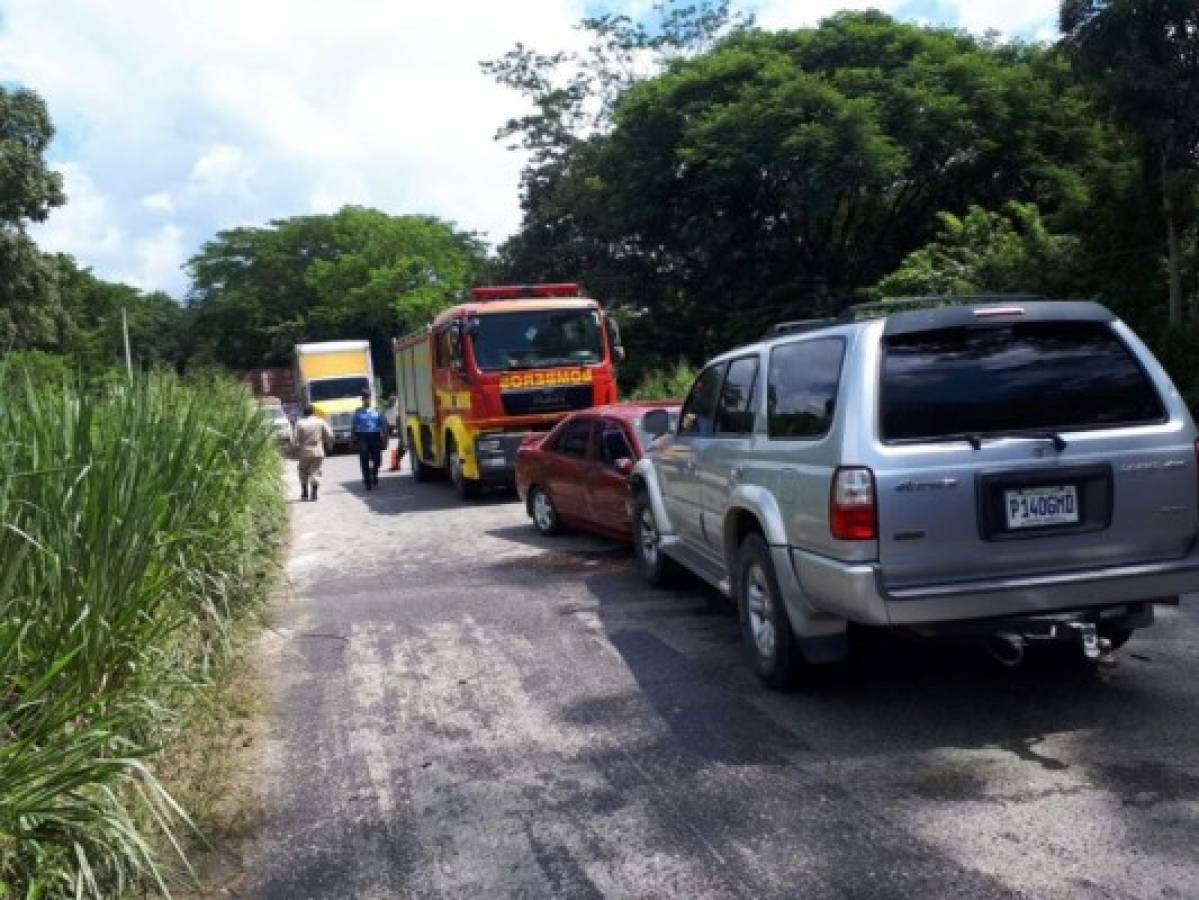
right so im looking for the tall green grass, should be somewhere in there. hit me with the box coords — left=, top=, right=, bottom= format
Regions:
left=0, top=371, right=284, bottom=897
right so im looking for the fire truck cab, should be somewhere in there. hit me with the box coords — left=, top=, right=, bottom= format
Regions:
left=393, top=283, right=623, bottom=498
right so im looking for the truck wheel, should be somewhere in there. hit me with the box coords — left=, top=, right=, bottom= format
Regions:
left=530, top=487, right=562, bottom=536
left=737, top=533, right=797, bottom=690
left=448, top=441, right=481, bottom=500
left=632, top=494, right=674, bottom=586
left=409, top=431, right=434, bottom=482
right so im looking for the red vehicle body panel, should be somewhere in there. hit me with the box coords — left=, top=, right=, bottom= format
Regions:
left=516, top=402, right=679, bottom=542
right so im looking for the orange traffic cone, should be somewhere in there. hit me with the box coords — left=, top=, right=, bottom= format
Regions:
left=388, top=444, right=401, bottom=471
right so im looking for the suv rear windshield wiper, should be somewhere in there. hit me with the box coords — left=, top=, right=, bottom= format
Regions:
left=931, top=430, right=1068, bottom=452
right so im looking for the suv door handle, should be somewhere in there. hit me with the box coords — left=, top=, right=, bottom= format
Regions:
left=730, top=465, right=743, bottom=483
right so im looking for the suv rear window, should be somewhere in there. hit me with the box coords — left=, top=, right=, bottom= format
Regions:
left=880, top=321, right=1166, bottom=442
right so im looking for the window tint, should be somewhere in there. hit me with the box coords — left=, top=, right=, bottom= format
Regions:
left=597, top=421, right=634, bottom=467
left=679, top=364, right=725, bottom=436
left=716, top=356, right=759, bottom=435
left=767, top=339, right=845, bottom=439
left=880, top=322, right=1166, bottom=442
left=552, top=419, right=592, bottom=458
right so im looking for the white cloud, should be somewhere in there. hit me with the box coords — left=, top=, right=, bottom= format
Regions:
left=34, top=162, right=123, bottom=261
left=141, top=192, right=175, bottom=212
left=750, top=0, right=1059, bottom=39
left=127, top=224, right=185, bottom=292
left=1, top=0, right=592, bottom=295
left=3, top=1, right=1057, bottom=296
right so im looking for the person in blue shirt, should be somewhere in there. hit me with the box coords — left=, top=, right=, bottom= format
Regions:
left=351, top=390, right=388, bottom=490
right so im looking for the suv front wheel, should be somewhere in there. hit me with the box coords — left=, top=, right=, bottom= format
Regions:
left=737, top=533, right=797, bottom=690
left=632, top=494, right=675, bottom=586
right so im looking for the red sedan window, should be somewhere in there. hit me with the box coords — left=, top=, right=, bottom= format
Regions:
left=552, top=418, right=592, bottom=459
left=596, top=420, right=634, bottom=469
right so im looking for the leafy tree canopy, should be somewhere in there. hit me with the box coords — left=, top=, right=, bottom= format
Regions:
left=1059, top=0, right=1199, bottom=324
left=873, top=202, right=1086, bottom=298
left=186, top=206, right=490, bottom=376
left=492, top=12, right=1110, bottom=370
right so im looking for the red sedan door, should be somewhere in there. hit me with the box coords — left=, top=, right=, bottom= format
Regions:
left=585, top=418, right=637, bottom=539
left=542, top=416, right=594, bottom=521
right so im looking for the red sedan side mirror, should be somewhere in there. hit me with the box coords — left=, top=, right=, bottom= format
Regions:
left=615, top=457, right=634, bottom=476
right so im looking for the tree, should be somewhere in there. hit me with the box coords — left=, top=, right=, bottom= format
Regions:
left=1059, top=0, right=1199, bottom=325
left=873, top=202, right=1085, bottom=297
left=491, top=13, right=1111, bottom=369
left=481, top=0, right=751, bottom=164
left=186, top=207, right=489, bottom=379
left=0, top=86, right=66, bottom=350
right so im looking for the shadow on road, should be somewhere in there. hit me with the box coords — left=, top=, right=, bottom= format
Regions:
left=336, top=464, right=521, bottom=515
left=561, top=565, right=1192, bottom=780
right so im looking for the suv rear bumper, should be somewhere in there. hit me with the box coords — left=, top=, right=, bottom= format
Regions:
left=793, top=548, right=1199, bottom=626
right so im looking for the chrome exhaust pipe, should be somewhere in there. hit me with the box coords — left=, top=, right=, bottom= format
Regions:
left=987, top=633, right=1025, bottom=667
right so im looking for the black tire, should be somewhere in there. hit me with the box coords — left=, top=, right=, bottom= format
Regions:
left=737, top=533, right=798, bottom=690
left=409, top=430, right=435, bottom=482
left=632, top=493, right=675, bottom=586
left=529, top=486, right=562, bottom=536
left=447, top=439, right=481, bottom=500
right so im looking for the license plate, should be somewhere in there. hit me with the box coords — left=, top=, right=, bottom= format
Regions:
left=1005, top=485, right=1079, bottom=529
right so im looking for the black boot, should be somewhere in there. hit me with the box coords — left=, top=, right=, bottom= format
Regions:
left=311, top=483, right=319, bottom=501
left=301, top=486, right=309, bottom=501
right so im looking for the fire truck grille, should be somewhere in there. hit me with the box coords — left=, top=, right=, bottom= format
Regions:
left=500, top=384, right=593, bottom=416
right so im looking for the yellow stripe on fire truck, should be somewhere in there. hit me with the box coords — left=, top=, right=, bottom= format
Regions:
left=436, top=390, right=472, bottom=410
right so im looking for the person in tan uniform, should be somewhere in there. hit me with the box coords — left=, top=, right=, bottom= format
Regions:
left=292, top=404, right=334, bottom=501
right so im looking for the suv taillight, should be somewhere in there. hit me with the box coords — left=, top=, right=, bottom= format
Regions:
left=830, top=467, right=877, bottom=541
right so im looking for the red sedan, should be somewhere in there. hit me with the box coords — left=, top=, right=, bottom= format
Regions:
left=516, top=402, right=680, bottom=541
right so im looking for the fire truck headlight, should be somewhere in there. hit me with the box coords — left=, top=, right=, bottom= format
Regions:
left=477, top=437, right=503, bottom=453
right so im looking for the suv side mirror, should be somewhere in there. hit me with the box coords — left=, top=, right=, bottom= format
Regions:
left=615, top=457, right=634, bottom=476
left=642, top=408, right=670, bottom=436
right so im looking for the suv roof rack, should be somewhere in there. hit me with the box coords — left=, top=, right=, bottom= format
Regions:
left=841, top=294, right=1047, bottom=321
left=764, top=318, right=838, bottom=338
left=763, top=295, right=1066, bottom=339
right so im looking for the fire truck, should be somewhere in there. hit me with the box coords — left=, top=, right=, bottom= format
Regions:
left=393, top=283, right=624, bottom=498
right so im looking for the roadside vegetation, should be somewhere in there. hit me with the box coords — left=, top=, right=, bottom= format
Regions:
left=627, top=360, right=697, bottom=401
left=0, top=371, right=284, bottom=897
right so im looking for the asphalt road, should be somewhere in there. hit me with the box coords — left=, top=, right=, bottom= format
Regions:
left=241, top=451, right=1199, bottom=899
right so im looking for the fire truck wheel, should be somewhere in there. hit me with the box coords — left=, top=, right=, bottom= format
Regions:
left=448, top=440, right=481, bottom=500
left=409, top=431, right=435, bottom=482
left=529, top=487, right=562, bottom=536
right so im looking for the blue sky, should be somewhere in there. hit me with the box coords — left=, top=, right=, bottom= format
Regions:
left=0, top=1, right=1060, bottom=296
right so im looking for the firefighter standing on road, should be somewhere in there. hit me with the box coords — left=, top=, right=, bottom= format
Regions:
left=352, top=390, right=387, bottom=490
left=292, top=404, right=334, bottom=501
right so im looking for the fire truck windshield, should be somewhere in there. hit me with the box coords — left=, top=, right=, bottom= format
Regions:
left=470, top=309, right=605, bottom=371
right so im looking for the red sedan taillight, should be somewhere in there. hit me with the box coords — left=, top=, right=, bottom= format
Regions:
left=830, top=466, right=877, bottom=541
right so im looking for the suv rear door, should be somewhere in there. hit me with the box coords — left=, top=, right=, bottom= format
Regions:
left=871, top=308, right=1197, bottom=588
left=699, top=354, right=760, bottom=554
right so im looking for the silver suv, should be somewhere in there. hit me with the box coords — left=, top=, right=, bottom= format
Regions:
left=631, top=298, right=1199, bottom=688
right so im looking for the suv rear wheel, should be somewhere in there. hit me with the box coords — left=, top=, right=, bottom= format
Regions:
left=737, top=533, right=797, bottom=690
left=632, top=493, right=675, bottom=586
